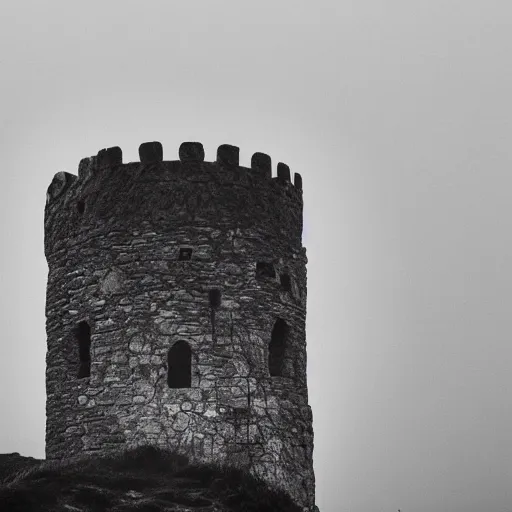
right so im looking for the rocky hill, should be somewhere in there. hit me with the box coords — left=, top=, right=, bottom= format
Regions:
left=0, top=446, right=303, bottom=511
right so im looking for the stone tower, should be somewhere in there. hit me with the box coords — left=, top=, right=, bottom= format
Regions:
left=44, top=141, right=316, bottom=510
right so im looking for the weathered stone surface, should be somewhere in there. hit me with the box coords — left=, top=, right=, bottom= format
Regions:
left=46, top=171, right=76, bottom=204
left=179, top=141, right=205, bottom=162
left=251, top=152, right=272, bottom=179
left=100, top=269, right=125, bottom=295
left=294, top=172, right=303, bottom=190
left=97, top=146, right=122, bottom=167
left=277, top=162, right=291, bottom=182
left=138, top=141, right=163, bottom=162
left=43, top=141, right=314, bottom=511
left=78, top=156, right=95, bottom=181
left=216, top=144, right=239, bottom=166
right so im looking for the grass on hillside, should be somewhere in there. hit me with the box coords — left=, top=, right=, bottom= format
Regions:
left=0, top=445, right=302, bottom=511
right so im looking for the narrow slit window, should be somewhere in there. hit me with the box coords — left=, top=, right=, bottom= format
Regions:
left=167, top=340, right=192, bottom=388
left=269, top=318, right=288, bottom=377
left=209, top=289, right=221, bottom=309
left=75, top=320, right=91, bottom=378
left=178, top=248, right=192, bottom=261
left=256, top=261, right=276, bottom=279
left=280, top=273, right=292, bottom=292
left=77, top=200, right=85, bottom=214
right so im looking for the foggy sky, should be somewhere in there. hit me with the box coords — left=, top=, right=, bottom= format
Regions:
left=1, top=1, right=511, bottom=511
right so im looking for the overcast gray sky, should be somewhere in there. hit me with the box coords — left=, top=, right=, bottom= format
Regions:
left=1, top=1, right=511, bottom=511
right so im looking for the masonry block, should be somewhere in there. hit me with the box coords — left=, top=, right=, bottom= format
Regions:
left=277, top=163, right=291, bottom=183
left=97, top=146, right=122, bottom=167
left=294, top=173, right=303, bottom=190
left=217, top=144, right=239, bottom=166
left=251, top=152, right=272, bottom=179
left=179, top=142, right=205, bottom=162
left=139, top=141, right=163, bottom=163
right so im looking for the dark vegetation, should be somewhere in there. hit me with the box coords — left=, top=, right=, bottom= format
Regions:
left=0, top=446, right=301, bottom=511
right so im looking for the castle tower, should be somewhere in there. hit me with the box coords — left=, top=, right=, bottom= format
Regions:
left=44, top=141, right=316, bottom=510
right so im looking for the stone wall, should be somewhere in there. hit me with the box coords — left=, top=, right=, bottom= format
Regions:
left=44, top=142, right=316, bottom=510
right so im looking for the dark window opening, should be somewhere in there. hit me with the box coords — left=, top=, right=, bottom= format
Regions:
left=280, top=273, right=292, bottom=292
left=231, top=407, right=250, bottom=425
left=232, top=406, right=249, bottom=416
left=77, top=200, right=85, bottom=214
left=209, top=289, right=221, bottom=309
left=167, top=340, right=192, bottom=388
left=256, top=261, right=275, bottom=279
left=75, top=320, right=91, bottom=378
left=178, top=248, right=192, bottom=261
left=269, top=318, right=288, bottom=377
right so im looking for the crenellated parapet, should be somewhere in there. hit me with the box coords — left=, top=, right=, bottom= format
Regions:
left=45, top=142, right=304, bottom=260
left=46, top=142, right=303, bottom=194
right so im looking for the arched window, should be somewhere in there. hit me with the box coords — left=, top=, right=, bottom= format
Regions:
left=75, top=320, right=91, bottom=378
left=256, top=261, right=275, bottom=279
left=179, top=248, right=192, bottom=261
left=167, top=340, right=192, bottom=388
left=280, top=273, right=291, bottom=292
left=269, top=319, right=288, bottom=377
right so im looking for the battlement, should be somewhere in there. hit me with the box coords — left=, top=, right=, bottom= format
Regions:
left=47, top=142, right=302, bottom=204
left=44, top=141, right=304, bottom=259
left=92, top=142, right=302, bottom=187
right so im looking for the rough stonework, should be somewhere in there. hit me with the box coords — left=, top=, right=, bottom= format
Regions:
left=44, top=141, right=316, bottom=511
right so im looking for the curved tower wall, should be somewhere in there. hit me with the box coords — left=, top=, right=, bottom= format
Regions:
left=44, top=142, right=315, bottom=510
